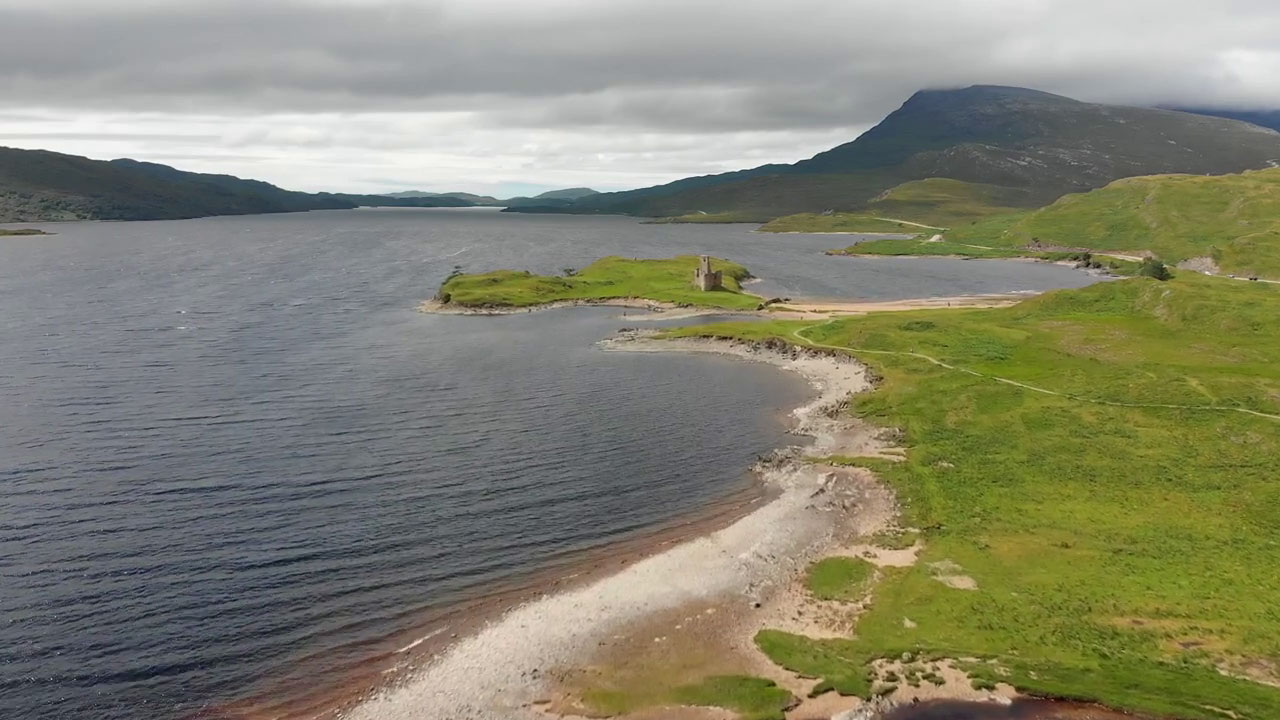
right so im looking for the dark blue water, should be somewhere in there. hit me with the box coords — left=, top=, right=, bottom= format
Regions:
left=0, top=209, right=1098, bottom=720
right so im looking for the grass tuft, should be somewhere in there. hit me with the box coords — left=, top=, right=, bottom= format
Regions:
left=806, top=557, right=875, bottom=601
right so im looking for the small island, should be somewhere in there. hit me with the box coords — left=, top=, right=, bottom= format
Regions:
left=0, top=228, right=51, bottom=236
left=426, top=255, right=762, bottom=312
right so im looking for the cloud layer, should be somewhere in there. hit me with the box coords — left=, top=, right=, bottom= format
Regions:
left=3, top=0, right=1279, bottom=193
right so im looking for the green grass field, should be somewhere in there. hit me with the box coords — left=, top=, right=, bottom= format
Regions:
left=585, top=675, right=793, bottom=720
left=822, top=169, right=1280, bottom=282
left=860, top=178, right=1033, bottom=226
left=760, top=178, right=1036, bottom=234
left=665, top=273, right=1280, bottom=719
left=434, top=255, right=760, bottom=310
left=806, top=557, right=875, bottom=601
left=930, top=169, right=1280, bottom=278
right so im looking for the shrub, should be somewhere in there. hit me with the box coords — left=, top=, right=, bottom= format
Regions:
left=1138, top=258, right=1172, bottom=281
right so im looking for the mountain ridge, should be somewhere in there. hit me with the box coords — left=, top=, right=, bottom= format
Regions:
left=0, top=147, right=605, bottom=222
left=519, top=85, right=1280, bottom=219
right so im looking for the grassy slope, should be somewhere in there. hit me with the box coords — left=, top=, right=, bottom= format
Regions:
left=843, top=212, right=1038, bottom=257
left=860, top=178, right=1032, bottom=226
left=851, top=169, right=1280, bottom=277
left=436, top=255, right=759, bottom=310
left=666, top=273, right=1280, bottom=719
left=645, top=211, right=772, bottom=224
left=990, top=169, right=1280, bottom=277
left=760, top=214, right=930, bottom=234
left=760, top=178, right=1030, bottom=234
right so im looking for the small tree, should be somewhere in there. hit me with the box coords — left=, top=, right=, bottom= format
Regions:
left=1138, top=257, right=1172, bottom=281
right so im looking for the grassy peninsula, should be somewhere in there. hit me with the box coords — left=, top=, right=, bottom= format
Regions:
left=661, top=272, right=1280, bottom=719
left=0, top=228, right=50, bottom=236
left=432, top=255, right=759, bottom=310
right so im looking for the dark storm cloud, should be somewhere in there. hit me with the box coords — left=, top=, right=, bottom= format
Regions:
left=3, top=0, right=1279, bottom=131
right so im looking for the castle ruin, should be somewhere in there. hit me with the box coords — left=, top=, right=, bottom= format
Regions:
left=692, top=255, right=722, bottom=291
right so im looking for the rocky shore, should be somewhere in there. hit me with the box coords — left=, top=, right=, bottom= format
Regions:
left=341, top=335, right=901, bottom=720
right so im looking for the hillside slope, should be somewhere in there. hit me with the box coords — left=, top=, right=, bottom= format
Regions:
left=952, top=168, right=1280, bottom=278
left=526, top=86, right=1280, bottom=219
left=0, top=148, right=490, bottom=221
left=0, top=148, right=362, bottom=222
left=1171, top=107, right=1280, bottom=133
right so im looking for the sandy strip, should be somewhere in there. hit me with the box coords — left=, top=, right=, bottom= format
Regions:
left=341, top=337, right=888, bottom=720
left=769, top=294, right=1029, bottom=315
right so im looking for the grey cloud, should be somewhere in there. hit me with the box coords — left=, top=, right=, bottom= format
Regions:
left=3, top=0, right=1280, bottom=192
left=3, top=0, right=1280, bottom=130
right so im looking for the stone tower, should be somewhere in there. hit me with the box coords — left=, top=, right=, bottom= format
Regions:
left=693, top=255, right=723, bottom=291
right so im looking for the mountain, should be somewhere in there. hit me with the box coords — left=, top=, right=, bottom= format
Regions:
left=0, top=148, right=357, bottom=222
left=1167, top=107, right=1280, bottom=133
left=518, top=86, right=1280, bottom=219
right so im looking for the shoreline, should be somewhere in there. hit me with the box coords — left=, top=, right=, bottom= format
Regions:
left=336, top=335, right=900, bottom=720
left=418, top=297, right=691, bottom=316
left=420, top=292, right=1038, bottom=320
left=761, top=230, right=918, bottom=236
left=206, top=475, right=778, bottom=720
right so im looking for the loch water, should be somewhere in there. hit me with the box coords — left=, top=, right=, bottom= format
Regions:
left=0, top=209, right=1099, bottom=719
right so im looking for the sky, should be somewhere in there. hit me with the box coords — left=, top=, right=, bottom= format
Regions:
left=3, top=0, right=1279, bottom=196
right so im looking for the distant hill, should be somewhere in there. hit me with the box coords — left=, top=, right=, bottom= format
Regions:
left=382, top=187, right=599, bottom=209
left=0, top=149, right=361, bottom=221
left=324, top=193, right=475, bottom=208
left=952, top=167, right=1280, bottom=278
left=531, top=187, right=598, bottom=201
left=0, top=147, right=497, bottom=221
left=514, top=86, right=1280, bottom=219
left=385, top=190, right=501, bottom=204
left=1167, top=107, right=1280, bottom=133
left=499, top=187, right=601, bottom=210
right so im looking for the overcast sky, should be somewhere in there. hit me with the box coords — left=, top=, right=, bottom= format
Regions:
left=3, top=0, right=1279, bottom=195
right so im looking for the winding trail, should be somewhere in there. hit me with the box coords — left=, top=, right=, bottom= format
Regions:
left=789, top=320, right=1280, bottom=422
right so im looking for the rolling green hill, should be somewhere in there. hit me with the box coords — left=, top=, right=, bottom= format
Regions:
left=514, top=86, right=1280, bottom=221
left=939, top=168, right=1280, bottom=278
left=761, top=178, right=1031, bottom=233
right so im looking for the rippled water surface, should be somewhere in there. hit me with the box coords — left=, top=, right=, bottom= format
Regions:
left=0, top=209, right=1098, bottom=719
